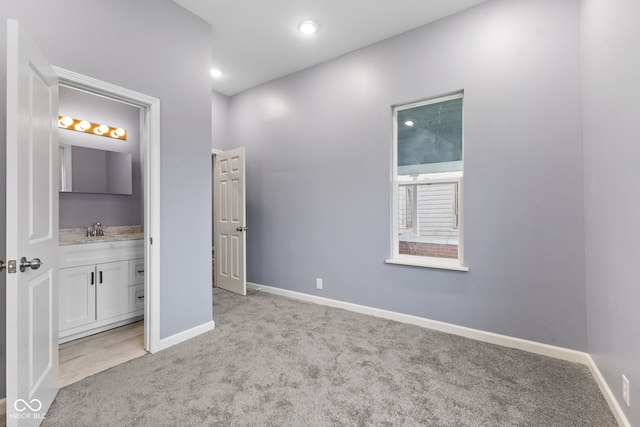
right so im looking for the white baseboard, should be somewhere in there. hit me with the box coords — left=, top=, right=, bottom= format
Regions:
left=151, top=320, right=216, bottom=353
left=586, top=356, right=631, bottom=427
left=247, top=282, right=629, bottom=426
left=248, top=283, right=588, bottom=363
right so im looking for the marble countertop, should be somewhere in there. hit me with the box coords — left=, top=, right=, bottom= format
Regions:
left=59, top=225, right=144, bottom=246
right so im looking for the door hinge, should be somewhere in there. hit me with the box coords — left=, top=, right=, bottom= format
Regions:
left=7, top=260, right=17, bottom=274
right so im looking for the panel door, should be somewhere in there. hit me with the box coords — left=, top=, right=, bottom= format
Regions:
left=6, top=19, right=59, bottom=426
left=214, top=147, right=247, bottom=295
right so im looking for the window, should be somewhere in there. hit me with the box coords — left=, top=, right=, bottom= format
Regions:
left=387, top=92, right=467, bottom=271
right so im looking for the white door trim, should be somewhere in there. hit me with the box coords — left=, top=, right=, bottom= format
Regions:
left=52, top=66, right=162, bottom=353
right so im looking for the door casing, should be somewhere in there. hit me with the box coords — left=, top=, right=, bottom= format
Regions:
left=53, top=67, right=162, bottom=352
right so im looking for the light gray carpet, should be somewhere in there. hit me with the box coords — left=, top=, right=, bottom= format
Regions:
left=42, top=288, right=616, bottom=426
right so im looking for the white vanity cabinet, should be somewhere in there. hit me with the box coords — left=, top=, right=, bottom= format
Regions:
left=59, top=240, right=144, bottom=343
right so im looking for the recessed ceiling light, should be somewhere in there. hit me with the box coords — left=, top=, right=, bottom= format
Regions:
left=211, top=68, right=224, bottom=78
left=298, top=20, right=319, bottom=35
left=404, top=120, right=415, bottom=127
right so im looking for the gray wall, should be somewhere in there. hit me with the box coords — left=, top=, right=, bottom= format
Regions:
left=59, top=86, right=143, bottom=228
left=1, top=0, right=213, bottom=398
left=582, top=0, right=640, bottom=424
left=229, top=0, right=587, bottom=350
left=212, top=90, right=231, bottom=151
left=211, top=90, right=231, bottom=244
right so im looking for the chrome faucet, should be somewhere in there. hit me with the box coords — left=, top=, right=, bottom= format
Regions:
left=87, top=222, right=104, bottom=237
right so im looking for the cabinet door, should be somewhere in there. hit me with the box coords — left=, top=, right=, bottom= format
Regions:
left=96, top=260, right=129, bottom=321
left=59, top=265, right=96, bottom=331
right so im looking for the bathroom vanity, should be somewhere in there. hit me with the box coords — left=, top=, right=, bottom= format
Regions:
left=58, top=226, right=144, bottom=343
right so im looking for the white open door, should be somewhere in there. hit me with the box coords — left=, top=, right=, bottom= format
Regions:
left=214, top=147, right=246, bottom=295
left=6, top=19, right=59, bottom=426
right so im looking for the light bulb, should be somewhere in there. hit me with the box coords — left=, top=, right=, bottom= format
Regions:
left=298, top=20, right=319, bottom=35
left=75, top=120, right=91, bottom=131
left=111, top=128, right=126, bottom=138
left=211, top=68, right=224, bottom=78
left=94, top=124, right=109, bottom=135
left=59, top=116, right=73, bottom=128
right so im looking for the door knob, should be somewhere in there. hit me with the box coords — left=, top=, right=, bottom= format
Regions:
left=19, top=257, right=43, bottom=273
left=236, top=226, right=248, bottom=232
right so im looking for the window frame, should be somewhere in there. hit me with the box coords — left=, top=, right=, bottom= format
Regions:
left=387, top=92, right=468, bottom=272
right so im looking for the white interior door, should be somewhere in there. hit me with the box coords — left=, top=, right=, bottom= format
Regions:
left=214, top=147, right=246, bottom=295
left=6, top=19, right=59, bottom=426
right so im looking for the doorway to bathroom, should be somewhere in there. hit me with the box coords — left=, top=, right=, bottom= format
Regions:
left=56, top=84, right=147, bottom=386
left=52, top=66, right=162, bottom=385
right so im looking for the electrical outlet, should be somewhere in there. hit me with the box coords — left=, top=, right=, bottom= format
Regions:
left=622, top=375, right=630, bottom=407
left=316, top=278, right=323, bottom=290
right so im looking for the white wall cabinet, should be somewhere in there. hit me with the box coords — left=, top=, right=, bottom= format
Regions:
left=59, top=240, right=144, bottom=343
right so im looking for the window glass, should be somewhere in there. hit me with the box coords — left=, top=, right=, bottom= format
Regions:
left=393, top=93, right=463, bottom=265
left=397, top=97, right=462, bottom=174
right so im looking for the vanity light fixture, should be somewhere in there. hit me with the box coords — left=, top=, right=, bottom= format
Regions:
left=58, top=116, right=127, bottom=140
left=404, top=120, right=415, bottom=127
left=298, top=20, right=319, bottom=35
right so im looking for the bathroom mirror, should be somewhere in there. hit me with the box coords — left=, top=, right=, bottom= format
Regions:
left=59, top=144, right=133, bottom=195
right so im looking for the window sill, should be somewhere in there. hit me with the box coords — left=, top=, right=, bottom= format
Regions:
left=385, top=257, right=469, bottom=272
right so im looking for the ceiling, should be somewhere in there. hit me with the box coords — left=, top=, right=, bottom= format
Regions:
left=172, top=0, right=489, bottom=96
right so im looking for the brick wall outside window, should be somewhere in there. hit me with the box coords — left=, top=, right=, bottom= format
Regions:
left=399, top=241, right=458, bottom=259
